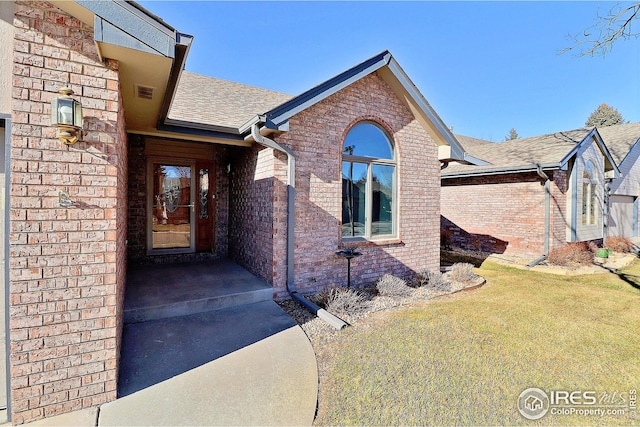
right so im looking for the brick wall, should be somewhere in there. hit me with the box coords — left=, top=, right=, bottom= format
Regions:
left=126, top=135, right=145, bottom=260
left=269, top=72, right=441, bottom=296
left=441, top=171, right=569, bottom=257
left=9, top=2, right=125, bottom=423
left=228, top=145, right=276, bottom=286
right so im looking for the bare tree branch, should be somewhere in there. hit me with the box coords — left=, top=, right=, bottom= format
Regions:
left=560, top=2, right=640, bottom=57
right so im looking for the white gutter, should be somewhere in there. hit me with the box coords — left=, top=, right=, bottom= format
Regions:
left=442, top=163, right=562, bottom=179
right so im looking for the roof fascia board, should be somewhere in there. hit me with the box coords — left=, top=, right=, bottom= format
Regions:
left=384, top=57, right=465, bottom=160
left=442, top=163, right=562, bottom=179
left=594, top=129, right=621, bottom=177
left=78, top=0, right=175, bottom=57
left=264, top=51, right=392, bottom=129
left=161, top=118, right=239, bottom=135
left=617, top=136, right=640, bottom=166
left=156, top=123, right=245, bottom=141
left=94, top=16, right=161, bottom=56
left=463, top=154, right=490, bottom=166
left=128, top=129, right=251, bottom=147
left=560, top=128, right=620, bottom=177
left=157, top=32, right=193, bottom=127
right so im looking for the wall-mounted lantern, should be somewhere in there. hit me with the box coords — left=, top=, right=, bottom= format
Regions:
left=51, top=87, right=83, bottom=145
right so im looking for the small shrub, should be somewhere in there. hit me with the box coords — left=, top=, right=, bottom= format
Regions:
left=376, top=274, right=413, bottom=297
left=605, top=236, right=634, bottom=253
left=411, top=269, right=449, bottom=291
left=324, top=287, right=370, bottom=315
left=547, top=242, right=593, bottom=266
left=448, top=262, right=477, bottom=283
left=310, top=285, right=335, bottom=308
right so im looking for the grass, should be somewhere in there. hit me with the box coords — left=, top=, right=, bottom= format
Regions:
left=314, top=259, right=640, bottom=426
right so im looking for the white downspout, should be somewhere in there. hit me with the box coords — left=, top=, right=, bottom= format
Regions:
left=250, top=124, right=346, bottom=329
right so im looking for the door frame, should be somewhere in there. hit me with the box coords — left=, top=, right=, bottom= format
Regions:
left=146, top=157, right=197, bottom=255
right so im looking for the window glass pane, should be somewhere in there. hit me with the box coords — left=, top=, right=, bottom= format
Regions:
left=371, top=165, right=394, bottom=236
left=582, top=183, right=589, bottom=225
left=152, top=164, right=192, bottom=249
left=342, top=162, right=367, bottom=237
left=583, top=160, right=595, bottom=179
left=590, top=183, right=597, bottom=225
left=343, top=123, right=393, bottom=159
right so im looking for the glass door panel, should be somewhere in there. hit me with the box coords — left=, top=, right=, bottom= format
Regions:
left=151, top=163, right=194, bottom=251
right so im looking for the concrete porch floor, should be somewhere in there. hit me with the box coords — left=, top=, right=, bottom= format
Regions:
left=119, top=258, right=305, bottom=398
left=124, top=259, right=274, bottom=323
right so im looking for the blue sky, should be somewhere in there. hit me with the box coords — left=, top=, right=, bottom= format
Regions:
left=139, top=1, right=639, bottom=141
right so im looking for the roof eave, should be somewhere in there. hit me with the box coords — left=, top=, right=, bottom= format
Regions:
left=442, top=163, right=562, bottom=179
left=263, top=51, right=393, bottom=130
left=560, top=128, right=621, bottom=177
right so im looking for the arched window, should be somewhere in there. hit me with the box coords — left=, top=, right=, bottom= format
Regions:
left=582, top=159, right=598, bottom=225
left=341, top=122, right=396, bottom=239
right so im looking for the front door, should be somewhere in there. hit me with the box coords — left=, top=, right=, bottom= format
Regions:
left=148, top=160, right=196, bottom=254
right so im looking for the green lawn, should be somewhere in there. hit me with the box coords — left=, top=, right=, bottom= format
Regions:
left=314, top=260, right=640, bottom=426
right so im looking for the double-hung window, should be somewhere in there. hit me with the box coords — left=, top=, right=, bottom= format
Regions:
left=341, top=122, right=396, bottom=239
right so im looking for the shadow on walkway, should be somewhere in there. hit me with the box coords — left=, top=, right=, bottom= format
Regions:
left=118, top=300, right=296, bottom=397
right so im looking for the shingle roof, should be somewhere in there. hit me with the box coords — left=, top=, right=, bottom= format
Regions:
left=167, top=71, right=294, bottom=129
left=444, top=128, right=592, bottom=176
left=596, top=122, right=640, bottom=165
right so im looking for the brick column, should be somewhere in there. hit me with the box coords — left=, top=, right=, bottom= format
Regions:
left=9, top=2, right=126, bottom=423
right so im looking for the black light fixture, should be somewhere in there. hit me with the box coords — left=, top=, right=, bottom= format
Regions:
left=51, top=87, right=83, bottom=145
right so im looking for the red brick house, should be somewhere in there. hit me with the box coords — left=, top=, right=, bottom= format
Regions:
left=2, top=1, right=473, bottom=423
left=441, top=125, right=640, bottom=259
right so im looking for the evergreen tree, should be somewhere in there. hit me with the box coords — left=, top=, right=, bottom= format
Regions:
left=504, top=128, right=519, bottom=141
left=585, top=103, right=626, bottom=127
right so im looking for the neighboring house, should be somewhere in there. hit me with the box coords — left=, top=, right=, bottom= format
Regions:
left=598, top=122, right=640, bottom=238
left=2, top=1, right=472, bottom=423
left=441, top=127, right=622, bottom=258
left=442, top=123, right=640, bottom=259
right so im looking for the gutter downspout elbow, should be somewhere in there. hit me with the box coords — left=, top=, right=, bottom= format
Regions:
left=250, top=124, right=347, bottom=330
left=528, top=164, right=551, bottom=268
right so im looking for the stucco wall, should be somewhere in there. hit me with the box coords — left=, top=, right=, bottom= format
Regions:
left=9, top=2, right=126, bottom=423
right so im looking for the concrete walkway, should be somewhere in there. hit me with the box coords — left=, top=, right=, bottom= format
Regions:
left=23, top=302, right=318, bottom=426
